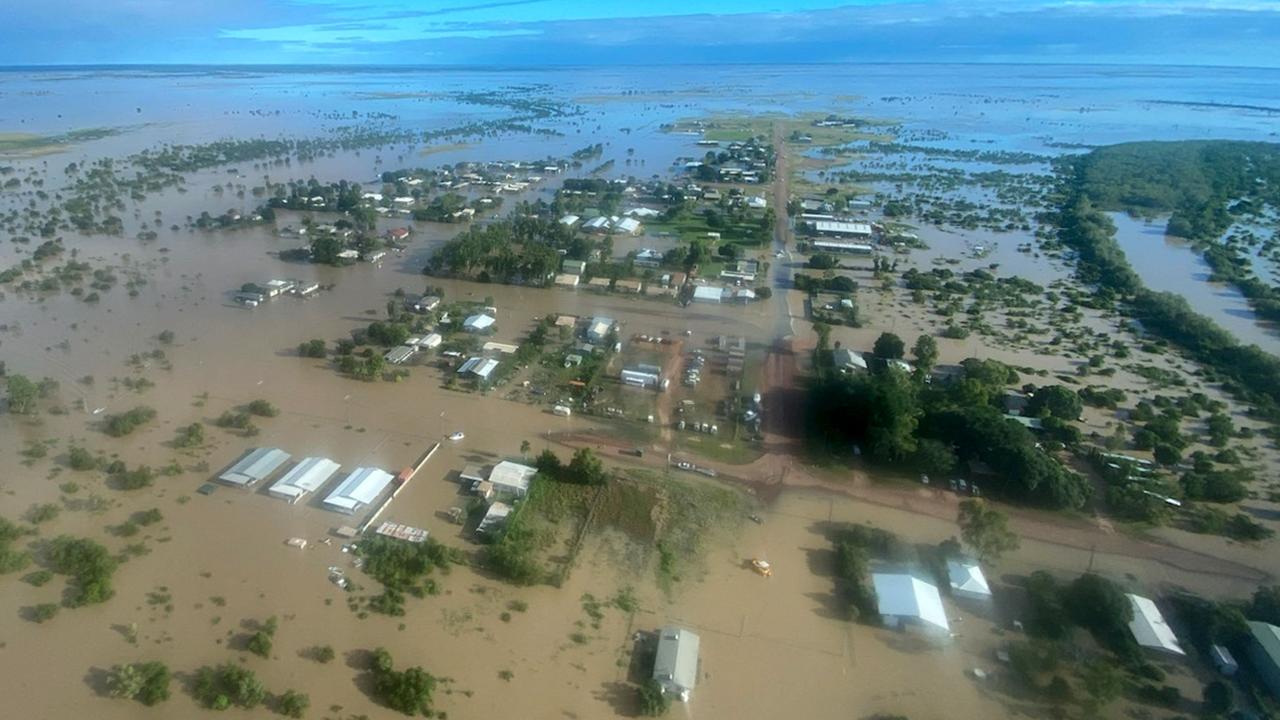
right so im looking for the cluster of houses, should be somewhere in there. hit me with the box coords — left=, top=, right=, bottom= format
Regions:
left=233, top=278, right=320, bottom=307
left=683, top=138, right=773, bottom=184
left=456, top=459, right=538, bottom=535
left=560, top=212, right=645, bottom=236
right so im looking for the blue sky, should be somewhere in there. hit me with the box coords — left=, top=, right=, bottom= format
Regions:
left=2, top=1, right=1278, bottom=67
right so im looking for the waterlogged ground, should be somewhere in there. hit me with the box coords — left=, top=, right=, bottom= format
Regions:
left=2, top=64, right=1280, bottom=719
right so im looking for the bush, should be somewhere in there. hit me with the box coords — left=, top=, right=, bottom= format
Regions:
left=113, top=465, right=155, bottom=490
left=1203, top=679, right=1232, bottom=715
left=246, top=399, right=279, bottom=417
left=247, top=630, right=273, bottom=658
left=193, top=663, right=266, bottom=710
left=103, top=406, right=156, bottom=437
left=277, top=689, right=309, bottom=718
left=215, top=411, right=252, bottom=429
left=29, top=602, right=59, bottom=623
left=173, top=422, right=205, bottom=448
left=310, top=645, right=336, bottom=663
left=638, top=678, right=670, bottom=716
left=67, top=446, right=96, bottom=470
left=47, top=535, right=117, bottom=606
left=107, top=661, right=171, bottom=706
left=369, top=648, right=436, bottom=716
left=298, top=339, right=326, bottom=358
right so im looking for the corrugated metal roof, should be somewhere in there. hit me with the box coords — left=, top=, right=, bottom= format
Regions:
left=219, top=447, right=291, bottom=486
left=873, top=572, right=950, bottom=633
left=269, top=457, right=341, bottom=502
left=323, top=467, right=394, bottom=513
left=946, top=560, right=992, bottom=598
left=654, top=626, right=700, bottom=695
left=1128, top=594, right=1184, bottom=655
left=488, top=461, right=536, bottom=494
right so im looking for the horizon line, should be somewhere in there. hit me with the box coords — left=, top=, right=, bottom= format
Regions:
left=1, top=60, right=1278, bottom=72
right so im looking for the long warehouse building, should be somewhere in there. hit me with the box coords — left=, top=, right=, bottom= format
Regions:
left=269, top=457, right=341, bottom=504
left=218, top=447, right=291, bottom=487
left=323, top=467, right=394, bottom=514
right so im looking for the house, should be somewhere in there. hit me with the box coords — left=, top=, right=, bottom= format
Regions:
left=417, top=333, right=443, bottom=349
left=554, top=273, right=580, bottom=288
left=653, top=626, right=700, bottom=701
left=218, top=448, right=291, bottom=487
left=562, top=259, right=587, bottom=275
left=614, top=217, right=642, bottom=236
left=463, top=314, right=496, bottom=333
left=833, top=348, right=868, bottom=373
left=745, top=196, right=767, bottom=209
left=587, top=317, right=615, bottom=343
left=323, top=467, right=394, bottom=514
left=615, top=279, right=643, bottom=294
left=635, top=248, right=664, bottom=267
left=559, top=214, right=581, bottom=227
left=626, top=207, right=661, bottom=218
left=587, top=277, right=612, bottom=291
left=386, top=227, right=410, bottom=242
left=293, top=282, right=320, bottom=297
left=476, top=501, right=512, bottom=534
left=488, top=460, right=537, bottom=498
left=1127, top=594, right=1185, bottom=656
left=269, top=457, right=341, bottom=504
left=366, top=250, right=387, bottom=263
left=946, top=559, right=992, bottom=602
left=691, top=285, right=723, bottom=304
left=583, top=216, right=611, bottom=233
left=384, top=345, right=416, bottom=365
left=728, top=287, right=755, bottom=303
left=1248, top=622, right=1280, bottom=699
left=555, top=314, right=578, bottom=328
left=262, top=279, right=296, bottom=297
left=872, top=572, right=951, bottom=638
left=482, top=341, right=519, bottom=355
left=403, top=295, right=439, bottom=313
left=458, top=356, right=499, bottom=382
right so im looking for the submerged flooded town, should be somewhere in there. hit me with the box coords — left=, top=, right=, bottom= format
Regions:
left=1, top=62, right=1280, bottom=720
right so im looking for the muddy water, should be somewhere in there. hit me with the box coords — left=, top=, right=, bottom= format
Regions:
left=1109, top=212, right=1280, bottom=354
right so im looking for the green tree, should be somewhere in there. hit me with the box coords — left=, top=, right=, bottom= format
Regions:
left=277, top=689, right=309, bottom=718
left=310, top=234, right=343, bottom=265
left=912, top=334, right=938, bottom=374
left=108, top=661, right=170, bottom=706
left=957, top=499, right=1020, bottom=564
left=369, top=648, right=436, bottom=716
left=638, top=678, right=671, bottom=716
left=1203, top=680, right=1233, bottom=715
left=873, top=332, right=905, bottom=360
left=1081, top=661, right=1123, bottom=710
left=247, top=630, right=273, bottom=658
left=567, top=447, right=607, bottom=485
left=6, top=375, right=38, bottom=414
left=1025, top=386, right=1083, bottom=420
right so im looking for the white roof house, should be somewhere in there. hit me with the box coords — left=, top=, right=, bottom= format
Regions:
left=692, top=285, right=723, bottom=303
left=554, top=273, right=580, bottom=288
left=833, top=348, right=868, bottom=373
left=746, top=196, right=768, bottom=209
left=653, top=626, right=700, bottom=701
left=463, top=314, right=496, bottom=332
left=873, top=572, right=951, bottom=636
left=476, top=501, right=512, bottom=534
left=419, top=333, right=443, bottom=349
left=269, top=457, right=341, bottom=504
left=812, top=239, right=874, bottom=254
left=488, top=460, right=537, bottom=498
left=946, top=559, right=992, bottom=601
left=559, top=214, right=581, bottom=227
left=811, top=220, right=873, bottom=237
left=1127, top=594, right=1185, bottom=656
left=219, top=448, right=291, bottom=487
left=587, top=316, right=615, bottom=343
left=323, top=467, right=394, bottom=514
left=458, top=356, right=499, bottom=381
left=615, top=217, right=642, bottom=235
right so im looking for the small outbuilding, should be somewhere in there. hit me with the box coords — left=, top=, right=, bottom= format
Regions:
left=476, top=501, right=512, bottom=534
left=691, top=285, right=723, bottom=304
left=587, top=316, right=615, bottom=343
left=946, top=559, right=992, bottom=602
left=1249, top=621, right=1280, bottom=699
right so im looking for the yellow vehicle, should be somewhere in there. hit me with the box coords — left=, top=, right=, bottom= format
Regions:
left=750, top=558, right=773, bottom=577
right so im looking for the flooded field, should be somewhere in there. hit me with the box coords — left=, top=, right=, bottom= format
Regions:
left=3, top=63, right=1280, bottom=720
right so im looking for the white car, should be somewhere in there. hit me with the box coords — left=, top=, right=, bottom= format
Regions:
left=448, top=431, right=465, bottom=441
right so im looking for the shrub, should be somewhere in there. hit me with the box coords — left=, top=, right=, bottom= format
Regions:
left=369, top=648, right=436, bottom=716
left=638, top=678, right=670, bottom=716
left=298, top=339, right=326, bottom=358
left=277, top=689, right=309, bottom=718
left=107, top=661, right=171, bottom=706
left=192, top=663, right=266, bottom=710
left=103, top=406, right=156, bottom=437
left=247, top=630, right=273, bottom=658
left=47, top=535, right=117, bottom=606
left=29, top=602, right=59, bottom=623
left=246, top=399, right=279, bottom=417
left=67, top=446, right=96, bottom=470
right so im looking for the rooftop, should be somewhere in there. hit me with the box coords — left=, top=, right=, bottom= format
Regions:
left=219, top=447, right=291, bottom=487
left=1127, top=594, right=1184, bottom=655
left=872, top=572, right=950, bottom=633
